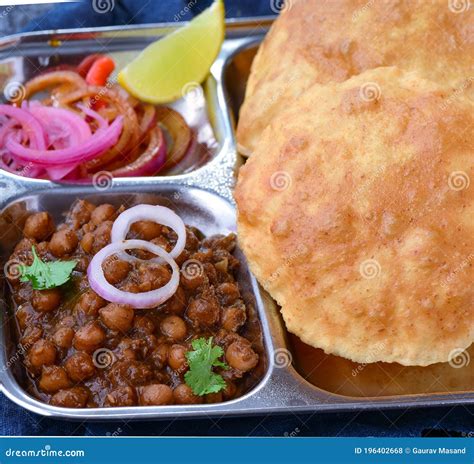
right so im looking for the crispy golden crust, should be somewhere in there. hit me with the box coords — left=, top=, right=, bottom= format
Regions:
left=235, top=67, right=474, bottom=366
left=237, top=0, right=473, bottom=155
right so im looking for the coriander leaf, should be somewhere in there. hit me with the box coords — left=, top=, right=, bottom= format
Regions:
left=19, top=246, right=77, bottom=290
left=184, top=337, right=229, bottom=396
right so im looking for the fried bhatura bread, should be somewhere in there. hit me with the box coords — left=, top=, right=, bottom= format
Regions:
left=235, top=67, right=474, bottom=366
left=237, top=0, right=473, bottom=155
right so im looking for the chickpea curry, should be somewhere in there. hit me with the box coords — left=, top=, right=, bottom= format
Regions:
left=6, top=200, right=263, bottom=408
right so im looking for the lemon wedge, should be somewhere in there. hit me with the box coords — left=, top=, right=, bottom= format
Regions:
left=118, top=0, right=225, bottom=103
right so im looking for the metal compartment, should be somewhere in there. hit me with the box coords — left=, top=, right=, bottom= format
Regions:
left=0, top=19, right=472, bottom=420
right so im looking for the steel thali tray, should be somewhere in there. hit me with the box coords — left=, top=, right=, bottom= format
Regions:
left=0, top=19, right=472, bottom=420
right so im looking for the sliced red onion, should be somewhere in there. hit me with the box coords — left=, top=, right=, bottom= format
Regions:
left=6, top=115, right=123, bottom=166
left=87, top=239, right=179, bottom=308
left=29, top=105, right=92, bottom=146
left=0, top=105, right=47, bottom=149
left=111, top=204, right=186, bottom=264
left=111, top=126, right=166, bottom=177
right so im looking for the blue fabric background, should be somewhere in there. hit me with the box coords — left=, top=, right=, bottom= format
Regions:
left=0, top=0, right=472, bottom=437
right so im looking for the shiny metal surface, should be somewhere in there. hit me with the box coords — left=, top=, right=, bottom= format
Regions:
left=0, top=20, right=472, bottom=420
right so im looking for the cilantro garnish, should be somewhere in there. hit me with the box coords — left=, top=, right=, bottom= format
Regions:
left=19, top=247, right=77, bottom=290
left=184, top=337, right=229, bottom=396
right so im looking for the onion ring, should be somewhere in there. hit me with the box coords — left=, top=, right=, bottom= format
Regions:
left=111, top=204, right=186, bottom=261
left=87, top=239, right=179, bottom=308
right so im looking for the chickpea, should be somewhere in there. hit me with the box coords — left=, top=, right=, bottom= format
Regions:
left=163, top=287, right=186, bottom=315
left=168, top=344, right=188, bottom=372
left=205, top=392, right=223, bottom=404
left=137, top=264, right=171, bottom=292
left=68, top=200, right=96, bottom=228
left=99, top=304, right=134, bottom=333
left=106, top=386, right=137, bottom=407
left=139, top=384, right=174, bottom=406
left=20, top=326, right=43, bottom=348
left=80, top=232, right=94, bottom=253
left=73, top=322, right=106, bottom=353
left=103, top=257, right=131, bottom=284
left=225, top=341, right=259, bottom=372
left=223, top=381, right=237, bottom=400
left=52, top=327, right=75, bottom=349
left=173, top=384, right=203, bottom=405
left=216, top=282, right=240, bottom=306
left=49, top=228, right=78, bottom=257
left=186, top=294, right=220, bottom=329
left=28, top=339, right=56, bottom=370
left=78, top=290, right=106, bottom=316
left=50, top=387, right=89, bottom=408
left=180, top=266, right=206, bottom=291
left=133, top=316, right=155, bottom=334
left=90, top=204, right=115, bottom=225
left=31, top=289, right=61, bottom=313
left=131, top=220, right=162, bottom=240
left=64, top=352, right=96, bottom=382
left=23, top=212, right=54, bottom=241
left=222, top=304, right=247, bottom=332
left=160, top=316, right=187, bottom=341
left=91, top=221, right=113, bottom=254
left=152, top=343, right=169, bottom=369
left=39, top=366, right=71, bottom=393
